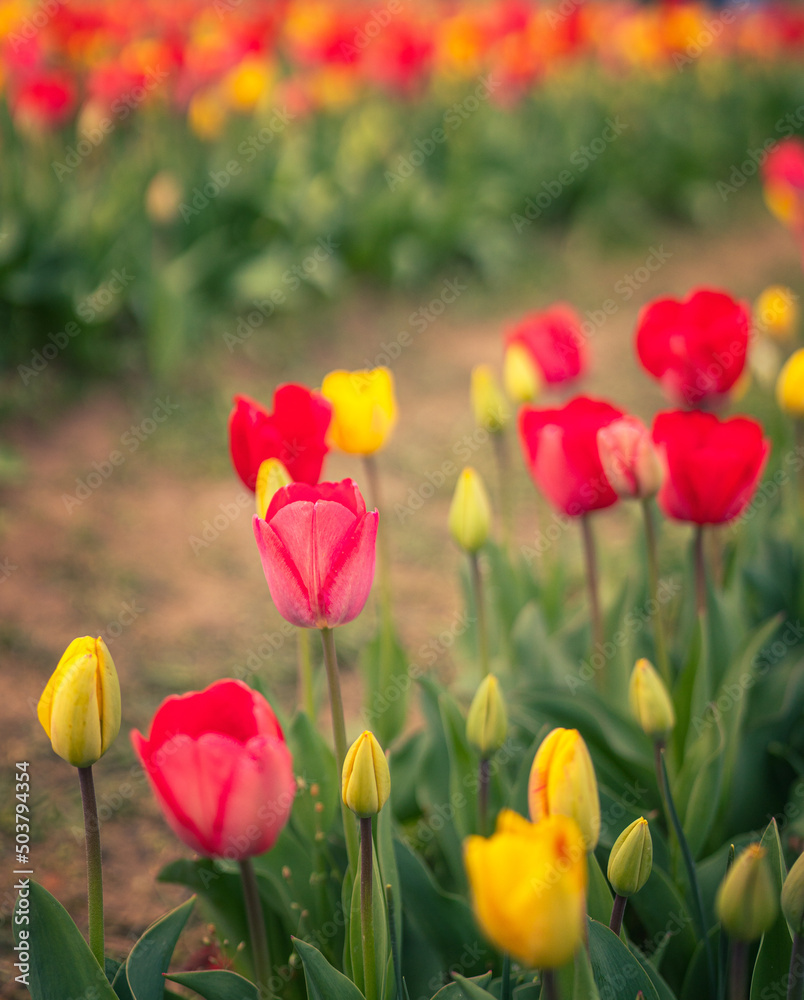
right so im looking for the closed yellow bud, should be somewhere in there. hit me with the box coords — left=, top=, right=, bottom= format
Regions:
left=466, top=674, right=507, bottom=757
left=448, top=467, right=492, bottom=553
left=781, top=851, right=804, bottom=934
left=342, top=731, right=390, bottom=818
left=716, top=844, right=778, bottom=942
left=608, top=817, right=653, bottom=897
left=503, top=343, right=542, bottom=404
left=528, top=728, right=600, bottom=850
left=777, top=348, right=804, bottom=418
left=755, top=285, right=798, bottom=343
left=465, top=810, right=587, bottom=969
left=629, top=659, right=675, bottom=737
left=255, top=457, right=293, bottom=519
left=321, top=368, right=398, bottom=455
left=38, top=637, right=121, bottom=768
left=471, top=365, right=509, bottom=433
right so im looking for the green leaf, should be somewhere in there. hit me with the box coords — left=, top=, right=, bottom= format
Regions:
left=361, top=619, right=410, bottom=746
left=165, top=970, right=259, bottom=999
left=674, top=708, right=725, bottom=859
left=588, top=919, right=661, bottom=1000
left=586, top=852, right=614, bottom=926
left=750, top=819, right=792, bottom=1000
left=294, top=937, right=366, bottom=1000
left=126, top=896, right=195, bottom=1000
left=572, top=945, right=601, bottom=1000
left=439, top=689, right=479, bottom=841
left=377, top=804, right=402, bottom=958
left=13, top=881, right=118, bottom=1000
left=450, top=970, right=497, bottom=998
left=288, top=710, right=339, bottom=832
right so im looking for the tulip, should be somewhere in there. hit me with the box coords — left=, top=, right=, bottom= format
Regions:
left=528, top=727, right=600, bottom=850
left=716, top=844, right=778, bottom=942
left=253, top=478, right=378, bottom=629
left=652, top=410, right=769, bottom=525
left=755, top=285, right=798, bottom=343
left=38, top=636, right=120, bottom=769
left=782, top=852, right=804, bottom=935
left=505, top=304, right=588, bottom=386
left=629, top=658, right=675, bottom=737
left=229, top=385, right=332, bottom=490
left=608, top=817, right=653, bottom=898
left=466, top=674, right=508, bottom=758
left=471, top=365, right=509, bottom=432
left=503, top=341, right=542, bottom=403
left=777, top=348, right=804, bottom=418
left=448, top=467, right=492, bottom=553
left=320, top=367, right=397, bottom=455
left=762, top=138, right=804, bottom=233
left=255, top=457, right=293, bottom=518
left=342, top=731, right=391, bottom=819
left=132, top=678, right=295, bottom=859
left=635, top=288, right=751, bottom=408
left=597, top=416, right=663, bottom=500
left=464, top=810, right=587, bottom=969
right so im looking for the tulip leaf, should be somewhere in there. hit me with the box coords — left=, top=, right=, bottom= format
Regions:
left=126, top=895, right=195, bottom=1000
left=586, top=852, right=613, bottom=926
left=13, top=880, right=118, bottom=1000
left=347, top=839, right=388, bottom=996
left=377, top=802, right=402, bottom=957
left=288, top=710, right=339, bottom=832
left=294, top=937, right=366, bottom=1000
left=674, top=707, right=725, bottom=859
left=165, top=970, right=259, bottom=999
left=587, top=919, right=662, bottom=1000
left=750, top=819, right=792, bottom=1000
left=625, top=864, right=697, bottom=991
left=572, top=945, right=601, bottom=1000
left=438, top=689, right=479, bottom=843
left=448, top=970, right=497, bottom=998
left=361, top=618, right=410, bottom=746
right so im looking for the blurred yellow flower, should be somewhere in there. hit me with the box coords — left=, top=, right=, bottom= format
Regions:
left=528, top=727, right=600, bottom=850
left=755, top=285, right=799, bottom=343
left=471, top=365, right=509, bottom=433
left=321, top=367, right=398, bottom=455
left=448, top=467, right=492, bottom=553
left=188, top=88, right=227, bottom=142
left=776, top=348, right=804, bottom=417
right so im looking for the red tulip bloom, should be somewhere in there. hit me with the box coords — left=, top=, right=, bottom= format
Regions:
left=131, top=679, right=295, bottom=860
left=762, top=138, right=804, bottom=233
left=652, top=411, right=769, bottom=525
left=229, top=385, right=332, bottom=489
left=253, top=478, right=378, bottom=628
left=505, top=304, right=588, bottom=386
left=635, top=289, right=751, bottom=408
left=519, top=396, right=624, bottom=516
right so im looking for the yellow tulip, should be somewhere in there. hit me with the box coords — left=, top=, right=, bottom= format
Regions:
left=464, top=810, right=587, bottom=969
left=716, top=844, right=778, bottom=942
left=321, top=368, right=398, bottom=455
left=608, top=817, right=653, bottom=897
left=255, top=457, right=293, bottom=519
left=528, top=728, right=600, bottom=850
left=628, top=658, right=675, bottom=737
left=471, top=365, right=509, bottom=433
left=342, top=730, right=390, bottom=818
left=777, top=348, right=804, bottom=417
left=38, top=637, right=121, bottom=768
left=755, top=285, right=798, bottom=343
left=466, top=674, right=507, bottom=757
left=448, top=467, right=492, bottom=553
left=503, top=343, right=542, bottom=404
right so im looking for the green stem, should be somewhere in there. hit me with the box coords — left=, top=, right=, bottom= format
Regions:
left=501, top=953, right=512, bottom=1000
left=478, top=757, right=490, bottom=836
left=320, top=627, right=359, bottom=873
left=492, top=430, right=514, bottom=555
left=469, top=551, right=490, bottom=677
left=580, top=515, right=604, bottom=678
left=363, top=454, right=393, bottom=619
left=730, top=940, right=748, bottom=1000
left=297, top=627, right=315, bottom=720
left=641, top=498, right=671, bottom=685
left=541, top=968, right=560, bottom=1000
left=694, top=524, right=707, bottom=618
left=609, top=894, right=627, bottom=937
left=788, top=932, right=804, bottom=1000
left=78, top=765, right=104, bottom=969
left=386, top=884, right=404, bottom=1000
left=360, top=817, right=378, bottom=1000
left=239, top=858, right=272, bottom=999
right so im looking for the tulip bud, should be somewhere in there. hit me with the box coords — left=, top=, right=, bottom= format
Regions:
left=777, top=348, right=804, bottom=418
left=145, top=171, right=183, bottom=226
left=449, top=467, right=492, bottom=553
left=38, top=637, right=121, bottom=768
left=255, top=457, right=293, bottom=518
left=597, top=417, right=663, bottom=500
left=755, top=285, right=799, bottom=343
left=503, top=343, right=542, bottom=404
left=716, top=843, right=778, bottom=942
left=471, top=365, right=509, bottom=433
left=342, top=731, right=390, bottom=819
left=466, top=674, right=507, bottom=757
left=629, top=659, right=675, bottom=737
left=608, top=817, right=653, bottom=897
left=782, top=851, right=804, bottom=934
left=529, top=727, right=601, bottom=850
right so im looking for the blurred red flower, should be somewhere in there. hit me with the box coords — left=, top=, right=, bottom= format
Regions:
left=506, top=304, right=588, bottom=386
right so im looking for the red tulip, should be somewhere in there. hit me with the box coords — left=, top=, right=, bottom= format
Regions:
left=762, top=138, right=804, bottom=233
left=131, top=679, right=295, bottom=860
left=652, top=410, right=769, bottom=525
left=505, top=304, right=588, bottom=385
left=519, top=396, right=624, bottom=516
left=635, top=288, right=751, bottom=408
left=229, top=385, right=332, bottom=490
left=253, top=478, right=378, bottom=628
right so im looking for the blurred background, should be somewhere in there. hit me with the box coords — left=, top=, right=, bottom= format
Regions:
left=2, top=0, right=804, bottom=993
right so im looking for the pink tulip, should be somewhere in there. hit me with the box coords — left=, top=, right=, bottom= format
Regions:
left=132, top=679, right=295, bottom=860
left=597, top=416, right=664, bottom=500
left=253, top=478, right=378, bottom=629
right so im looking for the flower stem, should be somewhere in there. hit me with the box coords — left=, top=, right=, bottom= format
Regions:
left=641, top=498, right=671, bottom=685
left=609, top=894, right=627, bottom=937
left=478, top=757, right=490, bottom=836
left=239, top=858, right=272, bottom=999
left=501, top=953, right=512, bottom=1000
left=320, top=627, right=359, bottom=872
left=580, top=515, right=604, bottom=676
left=469, top=551, right=490, bottom=677
left=541, top=968, right=560, bottom=1000
left=78, top=765, right=104, bottom=969
left=694, top=525, right=707, bottom=618
left=788, top=932, right=804, bottom=1000
left=360, top=817, right=378, bottom=1000
left=730, top=940, right=748, bottom=1000
left=491, top=430, right=514, bottom=555
left=297, top=627, right=315, bottom=720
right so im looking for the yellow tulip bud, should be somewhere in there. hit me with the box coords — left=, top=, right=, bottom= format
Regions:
left=471, top=365, right=509, bottom=433
left=321, top=367, right=398, bottom=455
left=255, top=457, right=293, bottom=519
left=38, top=637, right=121, bottom=768
left=782, top=851, right=804, bottom=935
left=503, top=343, right=542, bottom=404
left=608, top=817, right=653, bottom=897
left=466, top=674, right=507, bottom=757
left=464, top=810, right=587, bottom=969
left=716, top=843, right=778, bottom=942
left=528, top=728, right=600, bottom=850
left=777, top=348, right=804, bottom=418
left=628, top=659, right=675, bottom=737
left=755, top=285, right=799, bottom=343
left=342, top=731, right=390, bottom=818
left=448, top=467, right=492, bottom=553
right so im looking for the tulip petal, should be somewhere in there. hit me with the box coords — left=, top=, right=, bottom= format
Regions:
left=320, top=510, right=378, bottom=626
left=253, top=512, right=317, bottom=627
left=145, top=678, right=278, bottom=747
left=50, top=654, right=103, bottom=768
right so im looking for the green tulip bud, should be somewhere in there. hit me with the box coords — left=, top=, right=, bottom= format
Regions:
left=782, top=851, right=804, bottom=934
left=342, top=731, right=390, bottom=819
left=607, top=817, right=653, bottom=897
left=466, top=674, right=508, bottom=758
left=716, top=844, right=778, bottom=942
